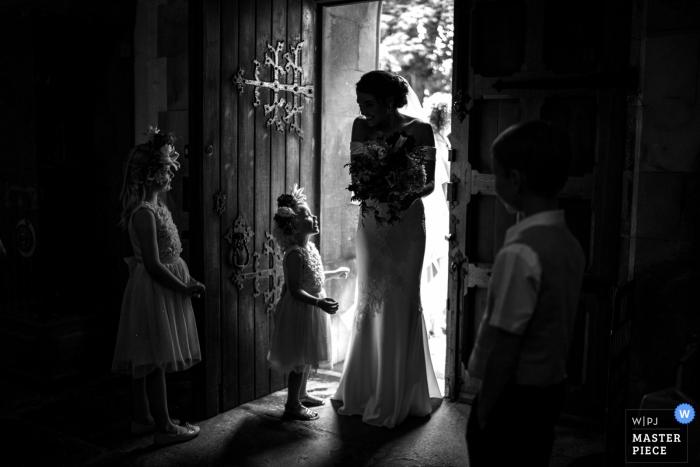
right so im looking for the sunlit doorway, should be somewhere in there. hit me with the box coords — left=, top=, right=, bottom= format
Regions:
left=319, top=0, right=453, bottom=396
left=377, top=0, right=454, bottom=396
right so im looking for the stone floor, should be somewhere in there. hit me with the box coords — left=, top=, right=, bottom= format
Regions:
left=2, top=369, right=605, bottom=467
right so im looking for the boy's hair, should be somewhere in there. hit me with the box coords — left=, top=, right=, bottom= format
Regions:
left=491, top=120, right=573, bottom=197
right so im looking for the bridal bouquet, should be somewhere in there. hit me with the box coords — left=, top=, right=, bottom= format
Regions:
left=345, top=131, right=428, bottom=226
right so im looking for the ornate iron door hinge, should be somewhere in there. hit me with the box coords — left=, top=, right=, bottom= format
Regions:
left=453, top=89, right=470, bottom=122
left=450, top=250, right=467, bottom=283
left=223, top=216, right=284, bottom=313
left=466, top=263, right=492, bottom=289
left=224, top=215, right=254, bottom=269
left=446, top=214, right=460, bottom=250
left=451, top=250, right=492, bottom=289
left=213, top=191, right=226, bottom=216
left=464, top=162, right=594, bottom=204
left=233, top=41, right=314, bottom=138
left=446, top=173, right=461, bottom=210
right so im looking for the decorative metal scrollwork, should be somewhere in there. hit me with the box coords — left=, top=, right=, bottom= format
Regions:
left=224, top=215, right=254, bottom=269
left=230, top=232, right=285, bottom=313
left=453, top=89, right=470, bottom=122
left=448, top=173, right=461, bottom=210
left=450, top=250, right=467, bottom=283
left=15, top=219, right=36, bottom=258
left=446, top=214, right=460, bottom=249
left=213, top=191, right=227, bottom=216
left=233, top=40, right=314, bottom=139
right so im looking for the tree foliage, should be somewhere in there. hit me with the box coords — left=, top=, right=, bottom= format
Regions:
left=379, top=0, right=454, bottom=104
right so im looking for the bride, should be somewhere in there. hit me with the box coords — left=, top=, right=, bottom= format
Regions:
left=332, top=70, right=442, bottom=429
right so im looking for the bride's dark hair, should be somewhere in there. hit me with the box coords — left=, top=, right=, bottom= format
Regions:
left=356, top=70, right=409, bottom=109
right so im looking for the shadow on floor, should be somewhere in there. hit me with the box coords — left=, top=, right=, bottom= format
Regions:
left=1, top=369, right=604, bottom=466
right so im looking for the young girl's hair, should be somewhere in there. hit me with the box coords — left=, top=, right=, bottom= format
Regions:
left=429, top=102, right=449, bottom=135
left=119, top=126, right=180, bottom=229
left=272, top=184, right=307, bottom=250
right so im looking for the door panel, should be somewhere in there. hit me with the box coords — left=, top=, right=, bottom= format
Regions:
left=269, top=0, right=289, bottom=396
left=471, top=2, right=527, bottom=78
left=220, top=0, right=240, bottom=412
left=195, top=0, right=318, bottom=416
left=190, top=0, right=223, bottom=419
left=236, top=0, right=257, bottom=407
left=448, top=0, right=631, bottom=424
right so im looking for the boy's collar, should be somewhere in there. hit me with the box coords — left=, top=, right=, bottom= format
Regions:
left=504, top=210, right=565, bottom=245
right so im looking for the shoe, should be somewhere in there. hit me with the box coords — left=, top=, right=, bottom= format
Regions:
left=153, top=423, right=200, bottom=446
left=131, top=418, right=181, bottom=435
left=299, top=395, right=325, bottom=407
left=283, top=404, right=319, bottom=421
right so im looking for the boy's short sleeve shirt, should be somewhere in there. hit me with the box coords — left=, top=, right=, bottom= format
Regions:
left=488, top=243, right=541, bottom=334
left=487, top=211, right=565, bottom=334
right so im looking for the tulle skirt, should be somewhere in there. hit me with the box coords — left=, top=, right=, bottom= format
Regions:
left=268, top=289, right=334, bottom=374
left=112, top=257, right=201, bottom=379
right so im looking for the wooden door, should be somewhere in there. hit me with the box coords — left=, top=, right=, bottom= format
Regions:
left=191, top=0, right=318, bottom=418
left=447, top=0, right=632, bottom=425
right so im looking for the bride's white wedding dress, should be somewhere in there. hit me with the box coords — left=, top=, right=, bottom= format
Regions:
left=332, top=143, right=442, bottom=429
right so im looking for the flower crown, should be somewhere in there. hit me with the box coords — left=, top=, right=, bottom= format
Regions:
left=273, top=184, right=307, bottom=235
left=129, top=126, right=181, bottom=188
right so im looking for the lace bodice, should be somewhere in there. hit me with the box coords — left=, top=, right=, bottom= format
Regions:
left=285, top=243, right=324, bottom=294
left=129, top=201, right=183, bottom=261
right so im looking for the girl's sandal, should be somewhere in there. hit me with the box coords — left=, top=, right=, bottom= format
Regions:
left=299, top=395, right=325, bottom=407
left=283, top=404, right=319, bottom=421
left=153, top=422, right=200, bottom=446
left=131, top=419, right=181, bottom=436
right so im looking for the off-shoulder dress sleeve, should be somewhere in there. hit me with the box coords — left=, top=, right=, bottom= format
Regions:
left=350, top=141, right=364, bottom=155
left=421, top=146, right=437, bottom=161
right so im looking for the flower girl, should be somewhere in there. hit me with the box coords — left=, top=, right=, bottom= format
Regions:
left=112, top=127, right=205, bottom=446
left=268, top=185, right=349, bottom=420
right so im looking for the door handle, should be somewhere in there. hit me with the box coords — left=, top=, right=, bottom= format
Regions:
left=223, top=215, right=254, bottom=269
left=453, top=89, right=470, bottom=122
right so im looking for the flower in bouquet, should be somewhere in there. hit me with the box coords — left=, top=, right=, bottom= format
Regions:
left=345, top=131, right=428, bottom=226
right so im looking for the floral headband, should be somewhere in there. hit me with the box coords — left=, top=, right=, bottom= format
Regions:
left=146, top=125, right=181, bottom=170
left=129, top=126, right=181, bottom=188
left=273, top=184, right=307, bottom=235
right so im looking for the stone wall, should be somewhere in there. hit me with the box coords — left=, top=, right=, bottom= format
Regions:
left=0, top=1, right=135, bottom=381
left=627, top=0, right=700, bottom=406
left=320, top=2, right=380, bottom=364
left=134, top=0, right=190, bottom=264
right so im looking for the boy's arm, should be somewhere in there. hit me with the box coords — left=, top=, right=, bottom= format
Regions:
left=476, top=326, right=524, bottom=428
left=471, top=243, right=541, bottom=429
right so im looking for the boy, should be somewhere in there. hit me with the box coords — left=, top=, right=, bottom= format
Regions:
left=465, top=120, right=586, bottom=466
